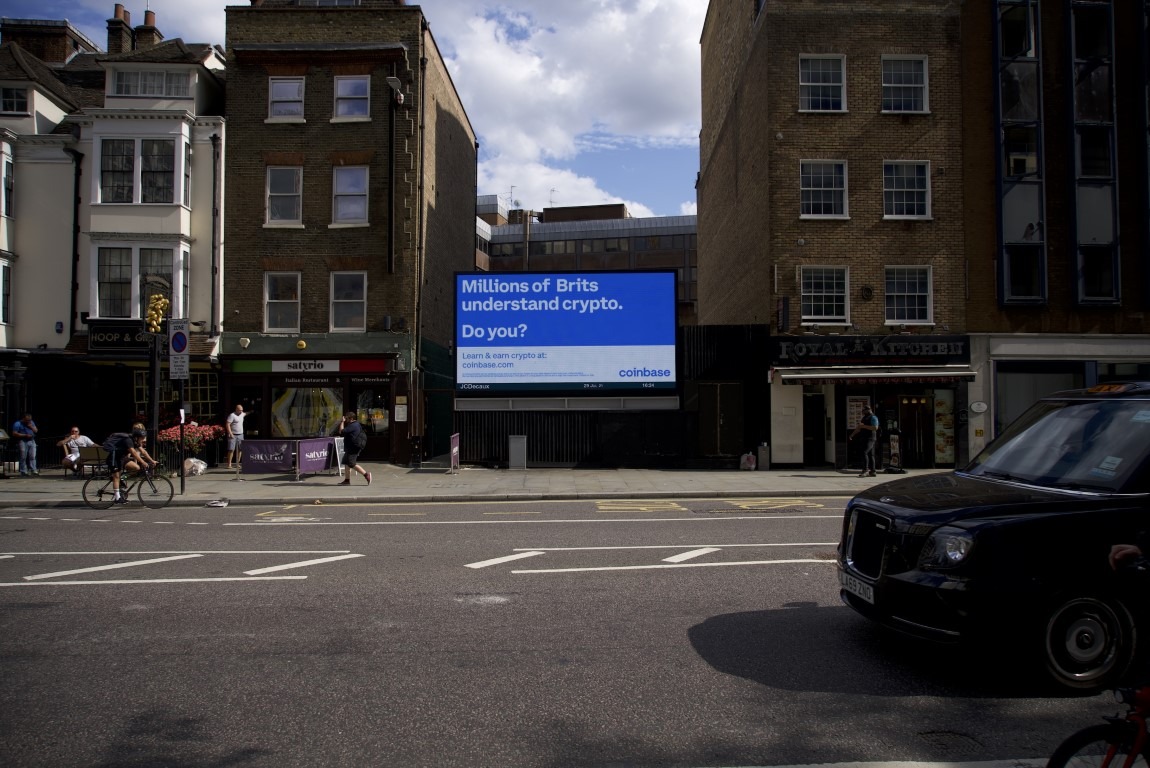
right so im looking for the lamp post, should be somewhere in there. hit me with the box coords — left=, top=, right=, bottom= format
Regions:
left=145, top=290, right=170, bottom=467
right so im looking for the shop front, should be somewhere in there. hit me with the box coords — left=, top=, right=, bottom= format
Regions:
left=222, top=356, right=410, bottom=464
left=767, top=334, right=975, bottom=470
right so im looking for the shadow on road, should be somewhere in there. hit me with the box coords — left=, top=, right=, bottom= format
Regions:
left=689, top=602, right=1065, bottom=699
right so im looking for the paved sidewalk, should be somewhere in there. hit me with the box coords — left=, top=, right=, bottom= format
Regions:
left=0, top=463, right=950, bottom=508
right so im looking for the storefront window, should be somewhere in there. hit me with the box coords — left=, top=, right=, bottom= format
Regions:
left=270, top=386, right=343, bottom=437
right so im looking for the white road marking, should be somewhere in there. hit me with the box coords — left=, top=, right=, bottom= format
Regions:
left=24, top=554, right=203, bottom=581
left=1, top=576, right=307, bottom=587
left=0, top=554, right=11, bottom=559
left=514, top=558, right=835, bottom=574
left=2, top=551, right=354, bottom=555
left=663, top=547, right=721, bottom=563
left=244, top=553, right=365, bottom=575
left=465, top=551, right=546, bottom=569
left=513, top=543, right=836, bottom=551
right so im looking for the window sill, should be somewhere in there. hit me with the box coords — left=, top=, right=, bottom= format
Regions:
left=265, top=329, right=301, bottom=334
left=799, top=215, right=850, bottom=220
left=330, top=328, right=367, bottom=333
left=882, top=216, right=933, bottom=221
left=880, top=110, right=930, bottom=116
left=265, top=116, right=305, bottom=124
left=884, top=322, right=934, bottom=327
left=330, top=116, right=371, bottom=124
left=798, top=109, right=847, bottom=114
left=263, top=223, right=305, bottom=229
left=328, top=222, right=369, bottom=229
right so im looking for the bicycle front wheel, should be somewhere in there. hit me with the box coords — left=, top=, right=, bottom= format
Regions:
left=82, top=475, right=115, bottom=510
left=1047, top=723, right=1150, bottom=768
left=136, top=474, right=174, bottom=509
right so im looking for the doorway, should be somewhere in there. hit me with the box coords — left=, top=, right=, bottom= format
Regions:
left=897, top=394, right=934, bottom=468
left=802, top=393, right=826, bottom=465
left=349, top=383, right=391, bottom=461
left=698, top=382, right=744, bottom=457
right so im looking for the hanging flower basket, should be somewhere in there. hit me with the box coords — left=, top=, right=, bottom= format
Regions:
left=157, top=423, right=225, bottom=455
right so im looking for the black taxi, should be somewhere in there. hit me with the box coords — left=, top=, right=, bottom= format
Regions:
left=838, top=382, right=1150, bottom=691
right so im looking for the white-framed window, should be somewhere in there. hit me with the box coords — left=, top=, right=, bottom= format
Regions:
left=800, top=160, right=848, bottom=217
left=800, top=266, right=848, bottom=323
left=3, top=159, right=12, bottom=217
left=113, top=70, right=189, bottom=97
left=799, top=55, right=845, bottom=112
left=95, top=244, right=183, bottom=319
left=881, top=56, right=928, bottom=112
left=265, top=272, right=301, bottom=333
left=883, top=161, right=930, bottom=218
left=269, top=77, right=304, bottom=118
left=884, top=266, right=933, bottom=324
left=0, top=260, right=11, bottom=324
left=331, top=271, right=367, bottom=331
left=332, top=166, right=368, bottom=224
left=267, top=167, right=302, bottom=224
left=99, top=138, right=176, bottom=204
left=334, top=76, right=370, bottom=118
left=1, top=87, right=28, bottom=113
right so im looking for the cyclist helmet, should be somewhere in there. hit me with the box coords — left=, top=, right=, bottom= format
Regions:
left=131, top=427, right=148, bottom=437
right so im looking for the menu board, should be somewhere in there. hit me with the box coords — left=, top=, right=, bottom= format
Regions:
left=934, top=390, right=955, bottom=464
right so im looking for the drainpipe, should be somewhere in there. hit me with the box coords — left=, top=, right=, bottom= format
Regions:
left=411, top=18, right=430, bottom=462
left=387, top=74, right=399, bottom=275
left=63, top=148, right=83, bottom=338
left=209, top=133, right=220, bottom=336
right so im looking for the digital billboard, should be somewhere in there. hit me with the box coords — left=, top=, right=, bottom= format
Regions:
left=454, top=271, right=678, bottom=394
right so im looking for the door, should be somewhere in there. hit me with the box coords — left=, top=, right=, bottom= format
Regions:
left=802, top=393, right=825, bottom=465
left=698, top=382, right=744, bottom=457
left=349, top=383, right=391, bottom=461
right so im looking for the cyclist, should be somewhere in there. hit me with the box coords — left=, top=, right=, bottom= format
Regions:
left=101, top=427, right=158, bottom=505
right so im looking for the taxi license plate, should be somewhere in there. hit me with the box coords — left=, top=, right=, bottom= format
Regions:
left=839, top=569, right=874, bottom=604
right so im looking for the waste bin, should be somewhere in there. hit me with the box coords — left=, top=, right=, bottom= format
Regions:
left=508, top=435, right=527, bottom=470
left=756, top=443, right=770, bottom=471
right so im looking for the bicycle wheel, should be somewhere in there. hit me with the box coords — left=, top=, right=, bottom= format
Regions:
left=136, top=473, right=174, bottom=509
left=1047, top=722, right=1150, bottom=768
left=82, top=475, right=115, bottom=510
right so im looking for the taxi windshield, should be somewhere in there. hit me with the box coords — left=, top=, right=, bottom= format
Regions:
left=963, top=399, right=1150, bottom=493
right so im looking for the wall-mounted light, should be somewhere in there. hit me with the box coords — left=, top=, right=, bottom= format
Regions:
left=238, top=337, right=251, bottom=349
left=55, top=321, right=64, bottom=334
left=296, top=340, right=307, bottom=350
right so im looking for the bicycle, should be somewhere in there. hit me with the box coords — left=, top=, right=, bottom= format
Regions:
left=1047, top=684, right=1150, bottom=768
left=82, top=463, right=174, bottom=510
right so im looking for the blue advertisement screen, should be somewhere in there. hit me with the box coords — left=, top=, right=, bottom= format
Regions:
left=455, top=271, right=678, bottom=393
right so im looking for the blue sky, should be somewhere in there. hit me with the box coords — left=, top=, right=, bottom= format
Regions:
left=2, top=0, right=703, bottom=217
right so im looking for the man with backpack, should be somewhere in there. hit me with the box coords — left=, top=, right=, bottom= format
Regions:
left=103, top=426, right=158, bottom=504
left=338, top=411, right=371, bottom=485
left=850, top=404, right=881, bottom=478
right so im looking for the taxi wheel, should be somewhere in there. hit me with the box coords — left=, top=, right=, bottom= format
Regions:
left=1042, top=593, right=1134, bottom=691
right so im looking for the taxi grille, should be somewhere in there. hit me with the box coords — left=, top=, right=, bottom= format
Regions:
left=846, top=507, right=891, bottom=579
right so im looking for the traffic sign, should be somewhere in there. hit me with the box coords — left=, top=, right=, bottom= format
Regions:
left=169, top=318, right=189, bottom=380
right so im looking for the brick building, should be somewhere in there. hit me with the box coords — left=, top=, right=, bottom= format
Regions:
left=960, top=0, right=1150, bottom=439
left=699, top=0, right=1150, bottom=470
left=220, top=0, right=477, bottom=463
left=699, top=0, right=973, bottom=469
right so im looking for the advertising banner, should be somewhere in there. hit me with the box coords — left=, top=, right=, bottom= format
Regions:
left=455, top=271, right=678, bottom=393
left=242, top=440, right=294, bottom=473
left=298, top=438, right=333, bottom=473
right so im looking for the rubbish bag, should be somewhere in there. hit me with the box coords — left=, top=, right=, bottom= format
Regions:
left=184, top=457, right=208, bottom=476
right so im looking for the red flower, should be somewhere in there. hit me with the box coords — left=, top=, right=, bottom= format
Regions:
left=157, top=423, right=225, bottom=453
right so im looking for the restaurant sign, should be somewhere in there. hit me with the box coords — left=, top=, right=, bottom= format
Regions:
left=769, top=335, right=970, bottom=366
left=87, top=319, right=151, bottom=351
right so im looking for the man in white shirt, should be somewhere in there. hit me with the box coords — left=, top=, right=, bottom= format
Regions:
left=57, top=427, right=95, bottom=477
left=225, top=404, right=246, bottom=469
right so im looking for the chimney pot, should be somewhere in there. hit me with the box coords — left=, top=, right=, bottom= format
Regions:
left=145, top=10, right=155, bottom=26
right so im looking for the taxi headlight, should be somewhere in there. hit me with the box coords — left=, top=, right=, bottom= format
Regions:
left=919, top=526, right=974, bottom=569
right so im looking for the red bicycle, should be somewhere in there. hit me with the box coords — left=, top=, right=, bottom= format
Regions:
left=1047, top=685, right=1150, bottom=768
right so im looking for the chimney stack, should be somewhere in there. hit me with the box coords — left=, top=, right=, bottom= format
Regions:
left=134, top=9, right=163, bottom=50
left=106, top=4, right=134, bottom=54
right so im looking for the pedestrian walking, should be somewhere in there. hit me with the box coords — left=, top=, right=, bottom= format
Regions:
left=225, top=404, right=246, bottom=469
left=850, top=404, right=880, bottom=477
left=337, top=411, right=371, bottom=485
left=12, top=412, right=39, bottom=476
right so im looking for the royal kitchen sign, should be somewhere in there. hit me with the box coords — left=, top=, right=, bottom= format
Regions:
left=768, top=335, right=970, bottom=366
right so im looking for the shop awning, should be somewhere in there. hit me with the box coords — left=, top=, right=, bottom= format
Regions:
left=772, top=366, right=977, bottom=385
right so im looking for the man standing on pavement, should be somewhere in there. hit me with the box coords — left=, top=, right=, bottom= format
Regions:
left=337, top=411, right=371, bottom=486
left=225, top=404, right=245, bottom=469
left=12, top=412, right=39, bottom=476
left=849, top=404, right=880, bottom=478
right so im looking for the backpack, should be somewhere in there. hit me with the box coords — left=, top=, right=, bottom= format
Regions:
left=350, top=427, right=368, bottom=451
left=102, top=432, right=131, bottom=452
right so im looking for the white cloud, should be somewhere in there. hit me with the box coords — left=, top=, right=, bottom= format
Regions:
left=49, top=0, right=702, bottom=216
